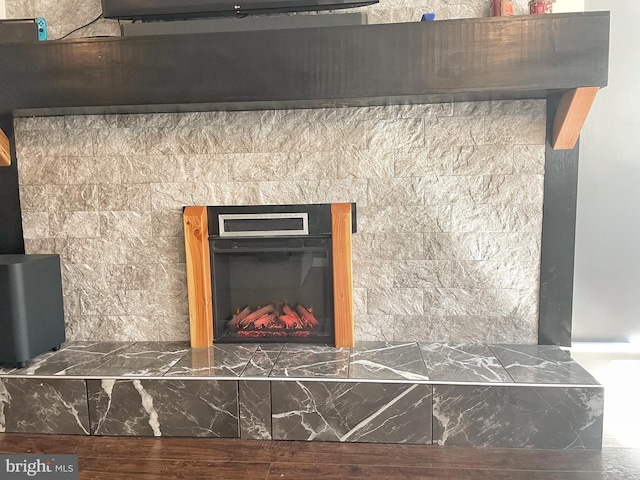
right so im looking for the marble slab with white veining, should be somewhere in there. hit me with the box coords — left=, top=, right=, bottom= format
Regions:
left=241, top=344, right=283, bottom=377
left=7, top=342, right=134, bottom=377
left=432, top=384, right=604, bottom=449
left=164, top=344, right=258, bottom=377
left=271, top=380, right=432, bottom=444
left=349, top=342, right=429, bottom=381
left=489, top=345, right=600, bottom=385
left=88, top=342, right=190, bottom=377
left=0, top=377, right=90, bottom=435
left=87, top=378, right=238, bottom=437
left=420, top=343, right=513, bottom=383
left=239, top=380, right=272, bottom=440
left=270, top=345, right=350, bottom=378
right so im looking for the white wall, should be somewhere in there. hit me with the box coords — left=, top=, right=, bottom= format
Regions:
left=573, top=0, right=640, bottom=342
left=0, top=0, right=6, bottom=18
left=554, top=0, right=585, bottom=13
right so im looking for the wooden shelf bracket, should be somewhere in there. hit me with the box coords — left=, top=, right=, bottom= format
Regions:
left=552, top=87, right=600, bottom=150
left=0, top=127, right=10, bottom=167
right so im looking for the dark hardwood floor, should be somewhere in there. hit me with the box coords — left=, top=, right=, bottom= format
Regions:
left=1, top=434, right=638, bottom=479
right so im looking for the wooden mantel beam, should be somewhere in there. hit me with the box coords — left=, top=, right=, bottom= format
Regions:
left=0, top=127, right=10, bottom=167
left=552, top=87, right=600, bottom=150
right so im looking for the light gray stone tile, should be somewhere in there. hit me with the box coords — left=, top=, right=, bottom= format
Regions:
left=368, top=178, right=425, bottom=207
left=61, top=237, right=183, bottom=265
left=449, top=260, right=540, bottom=290
left=65, top=316, right=158, bottom=342
left=103, top=264, right=155, bottom=291
left=352, top=260, right=395, bottom=288
left=45, top=184, right=99, bottom=212
left=17, top=156, right=120, bottom=186
left=357, top=205, right=451, bottom=233
left=228, top=153, right=293, bottom=180
left=454, top=99, right=546, bottom=117
left=424, top=287, right=539, bottom=319
left=256, top=180, right=317, bottom=205
left=15, top=129, right=95, bottom=158
left=392, top=260, right=450, bottom=289
left=513, top=144, right=546, bottom=174
left=502, top=204, right=544, bottom=232
left=289, top=152, right=338, bottom=180
left=99, top=184, right=151, bottom=212
left=149, top=183, right=222, bottom=210
left=251, top=123, right=310, bottom=153
left=481, top=232, right=541, bottom=262
left=394, top=146, right=453, bottom=177
left=311, top=179, right=369, bottom=206
left=125, top=289, right=188, bottom=317
left=308, top=121, right=366, bottom=151
left=366, top=118, right=425, bottom=150
left=278, top=107, right=338, bottom=124
left=80, top=289, right=129, bottom=316
left=450, top=203, right=509, bottom=233
left=14, top=116, right=65, bottom=131
left=49, top=212, right=101, bottom=238
left=392, top=315, right=437, bottom=343
left=423, top=175, right=485, bottom=205
left=336, top=149, right=394, bottom=179
left=99, top=211, right=152, bottom=238
left=148, top=263, right=188, bottom=291
left=151, top=210, right=184, bottom=237
left=353, top=288, right=367, bottom=315
left=21, top=212, right=49, bottom=239
left=156, top=315, right=190, bottom=342
left=484, top=115, right=547, bottom=146
left=119, top=155, right=192, bottom=184
left=352, top=233, right=424, bottom=262
left=425, top=117, right=485, bottom=148
left=424, top=233, right=483, bottom=260
left=480, top=174, right=544, bottom=205
left=94, top=128, right=147, bottom=156
left=65, top=115, right=118, bottom=130
left=18, top=186, right=48, bottom=212
left=62, top=263, right=108, bottom=293
left=452, top=145, right=513, bottom=175
left=395, top=103, right=454, bottom=118
left=116, top=113, right=180, bottom=129
left=354, top=314, right=394, bottom=342
left=367, top=288, right=424, bottom=315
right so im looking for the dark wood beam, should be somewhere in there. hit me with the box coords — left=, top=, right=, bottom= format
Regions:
left=539, top=95, right=580, bottom=346
left=0, top=13, right=609, bottom=116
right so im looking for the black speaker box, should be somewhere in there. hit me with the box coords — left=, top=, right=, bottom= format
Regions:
left=0, top=254, right=66, bottom=367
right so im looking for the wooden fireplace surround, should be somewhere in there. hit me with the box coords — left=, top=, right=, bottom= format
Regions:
left=183, top=204, right=355, bottom=348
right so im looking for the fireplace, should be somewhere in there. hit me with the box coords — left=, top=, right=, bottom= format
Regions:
left=183, top=203, right=357, bottom=348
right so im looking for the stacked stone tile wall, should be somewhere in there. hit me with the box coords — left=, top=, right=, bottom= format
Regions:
left=8, top=0, right=544, bottom=344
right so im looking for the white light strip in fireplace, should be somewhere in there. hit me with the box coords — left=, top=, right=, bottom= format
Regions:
left=218, top=212, right=309, bottom=237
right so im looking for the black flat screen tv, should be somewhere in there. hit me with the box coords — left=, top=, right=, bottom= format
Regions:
left=101, top=0, right=379, bottom=19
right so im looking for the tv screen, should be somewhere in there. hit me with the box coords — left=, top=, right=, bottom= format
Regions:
left=102, top=0, right=379, bottom=20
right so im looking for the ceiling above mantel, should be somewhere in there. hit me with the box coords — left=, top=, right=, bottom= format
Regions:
left=0, top=11, right=609, bottom=153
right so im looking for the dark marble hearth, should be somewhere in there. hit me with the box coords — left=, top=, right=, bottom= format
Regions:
left=0, top=341, right=603, bottom=449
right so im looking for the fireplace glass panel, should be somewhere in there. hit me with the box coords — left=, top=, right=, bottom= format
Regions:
left=212, top=237, right=334, bottom=343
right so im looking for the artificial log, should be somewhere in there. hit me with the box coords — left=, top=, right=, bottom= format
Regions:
left=183, top=206, right=214, bottom=348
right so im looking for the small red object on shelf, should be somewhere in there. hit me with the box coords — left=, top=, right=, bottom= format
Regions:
left=529, top=0, right=553, bottom=14
left=491, top=0, right=514, bottom=16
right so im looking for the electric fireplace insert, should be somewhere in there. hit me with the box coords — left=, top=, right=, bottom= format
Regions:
left=206, top=204, right=356, bottom=344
